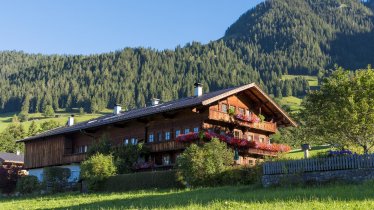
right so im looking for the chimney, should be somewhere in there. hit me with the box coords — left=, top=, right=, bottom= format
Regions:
left=151, top=98, right=160, bottom=106
left=114, top=104, right=122, bottom=115
left=68, top=115, right=74, bottom=126
left=194, top=82, right=203, bottom=97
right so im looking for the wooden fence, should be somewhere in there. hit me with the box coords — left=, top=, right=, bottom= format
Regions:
left=263, top=154, right=374, bottom=175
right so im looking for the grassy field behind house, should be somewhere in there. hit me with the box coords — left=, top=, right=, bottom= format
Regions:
left=282, top=75, right=319, bottom=87
left=284, top=145, right=331, bottom=159
left=0, top=109, right=112, bottom=134
left=2, top=183, right=374, bottom=209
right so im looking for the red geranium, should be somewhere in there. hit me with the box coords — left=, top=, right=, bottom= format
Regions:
left=175, top=131, right=291, bottom=153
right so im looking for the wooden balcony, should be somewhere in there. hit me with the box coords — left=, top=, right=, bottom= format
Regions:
left=62, top=153, right=87, bottom=164
left=145, top=141, right=187, bottom=152
left=208, top=110, right=277, bottom=133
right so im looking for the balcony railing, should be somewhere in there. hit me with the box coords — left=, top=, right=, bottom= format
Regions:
left=246, top=148, right=278, bottom=157
left=145, top=141, right=187, bottom=152
left=208, top=110, right=277, bottom=133
left=62, top=153, right=87, bottom=164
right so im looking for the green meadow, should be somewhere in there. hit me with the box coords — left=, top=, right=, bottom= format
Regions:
left=1, top=183, right=374, bottom=209
left=0, top=109, right=112, bottom=134
left=282, top=75, right=319, bottom=87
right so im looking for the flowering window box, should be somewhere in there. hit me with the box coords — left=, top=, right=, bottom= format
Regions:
left=176, top=131, right=291, bottom=153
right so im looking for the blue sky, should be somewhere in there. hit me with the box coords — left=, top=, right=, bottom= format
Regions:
left=0, top=0, right=263, bottom=55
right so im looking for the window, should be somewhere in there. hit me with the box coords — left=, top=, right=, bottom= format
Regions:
left=175, top=130, right=181, bottom=137
left=149, top=134, right=154, bottom=143
left=131, top=138, right=138, bottom=145
left=165, top=131, right=171, bottom=141
left=259, top=137, right=265, bottom=143
left=238, top=108, right=244, bottom=115
left=229, top=105, right=236, bottom=113
left=193, top=127, right=199, bottom=133
left=158, top=132, right=162, bottom=141
left=221, top=103, right=228, bottom=113
left=78, top=145, right=87, bottom=154
left=245, top=109, right=250, bottom=116
left=234, top=130, right=241, bottom=138
left=247, top=135, right=253, bottom=141
left=184, top=128, right=190, bottom=134
left=124, top=139, right=129, bottom=145
left=162, top=154, right=170, bottom=165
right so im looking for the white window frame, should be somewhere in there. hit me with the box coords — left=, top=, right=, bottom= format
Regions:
left=162, top=154, right=171, bottom=165
left=221, top=103, right=228, bottom=113
left=175, top=130, right=181, bottom=137
left=184, top=128, right=190, bottom=134
left=165, top=131, right=171, bottom=141
left=149, top=134, right=154, bottom=143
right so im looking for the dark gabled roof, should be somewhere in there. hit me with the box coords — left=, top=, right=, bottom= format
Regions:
left=17, top=83, right=297, bottom=142
left=0, top=152, right=24, bottom=163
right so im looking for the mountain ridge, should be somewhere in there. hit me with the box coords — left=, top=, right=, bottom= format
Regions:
left=0, top=0, right=373, bottom=114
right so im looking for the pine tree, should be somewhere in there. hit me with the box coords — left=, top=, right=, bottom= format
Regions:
left=28, top=121, right=39, bottom=136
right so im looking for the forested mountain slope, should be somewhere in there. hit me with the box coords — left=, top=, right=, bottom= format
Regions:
left=0, top=0, right=373, bottom=114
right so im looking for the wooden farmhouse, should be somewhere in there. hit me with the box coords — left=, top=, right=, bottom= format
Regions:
left=17, top=83, right=296, bottom=181
left=0, top=152, right=24, bottom=167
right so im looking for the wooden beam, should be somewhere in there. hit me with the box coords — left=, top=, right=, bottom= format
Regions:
left=246, top=89, right=278, bottom=117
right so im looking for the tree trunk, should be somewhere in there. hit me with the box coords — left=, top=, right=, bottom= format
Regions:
left=363, top=145, right=369, bottom=154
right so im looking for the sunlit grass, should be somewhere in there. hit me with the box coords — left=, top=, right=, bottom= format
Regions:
left=2, top=183, right=374, bottom=209
left=282, top=75, right=319, bottom=87
left=284, top=145, right=331, bottom=159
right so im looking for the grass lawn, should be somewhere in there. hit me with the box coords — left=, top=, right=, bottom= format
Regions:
left=282, top=75, right=319, bottom=87
left=2, top=183, right=374, bottom=209
left=0, top=109, right=112, bottom=133
left=284, top=145, right=332, bottom=159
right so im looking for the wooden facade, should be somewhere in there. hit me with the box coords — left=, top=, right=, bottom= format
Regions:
left=21, top=84, right=296, bottom=169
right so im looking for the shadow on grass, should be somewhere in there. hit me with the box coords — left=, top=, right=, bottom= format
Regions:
left=43, top=183, right=374, bottom=209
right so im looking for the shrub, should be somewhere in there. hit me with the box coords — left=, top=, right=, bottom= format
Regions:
left=42, top=167, right=71, bottom=193
left=87, top=134, right=112, bottom=157
left=16, top=175, right=40, bottom=194
left=80, top=153, right=116, bottom=191
left=112, top=143, right=148, bottom=174
left=176, top=138, right=234, bottom=187
left=102, top=170, right=182, bottom=192
left=0, top=165, right=23, bottom=194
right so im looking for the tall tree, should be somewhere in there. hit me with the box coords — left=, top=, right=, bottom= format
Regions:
left=302, top=67, right=374, bottom=153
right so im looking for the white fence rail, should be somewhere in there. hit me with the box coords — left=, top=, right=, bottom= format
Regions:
left=263, top=154, right=374, bottom=175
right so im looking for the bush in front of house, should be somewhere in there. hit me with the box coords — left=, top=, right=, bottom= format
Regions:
left=0, top=165, right=23, bottom=194
left=42, top=167, right=71, bottom=193
left=16, top=175, right=40, bottom=194
left=112, top=143, right=148, bottom=174
left=80, top=153, right=116, bottom=191
left=86, top=134, right=112, bottom=157
left=176, top=138, right=234, bottom=187
left=215, top=164, right=263, bottom=186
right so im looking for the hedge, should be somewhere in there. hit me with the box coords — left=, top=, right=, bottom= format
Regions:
left=102, top=170, right=182, bottom=192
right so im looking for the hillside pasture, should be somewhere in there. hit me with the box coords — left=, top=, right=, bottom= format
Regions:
left=0, top=109, right=112, bottom=133
left=282, top=75, right=319, bottom=87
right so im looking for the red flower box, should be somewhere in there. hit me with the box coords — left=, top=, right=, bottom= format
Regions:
left=175, top=131, right=291, bottom=153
